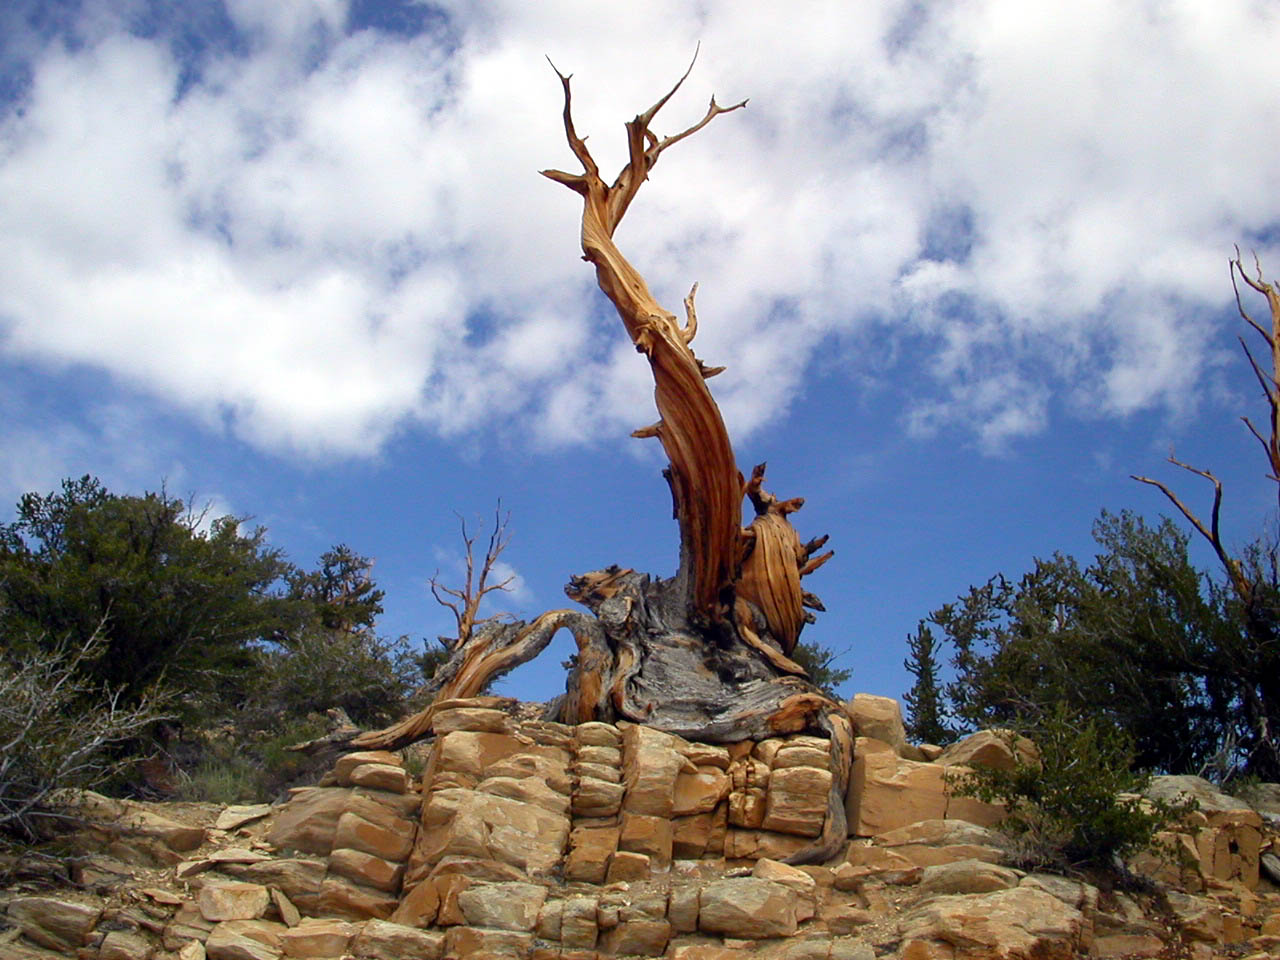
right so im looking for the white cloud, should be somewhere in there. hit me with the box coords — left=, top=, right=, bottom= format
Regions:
left=1, top=0, right=1278, bottom=460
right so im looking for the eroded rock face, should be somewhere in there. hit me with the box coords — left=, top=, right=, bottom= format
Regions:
left=1141, top=775, right=1263, bottom=889
left=414, top=787, right=570, bottom=878
left=12, top=703, right=1277, bottom=960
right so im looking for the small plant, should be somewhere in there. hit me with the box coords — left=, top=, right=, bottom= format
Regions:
left=951, top=703, right=1196, bottom=873
left=0, top=629, right=170, bottom=844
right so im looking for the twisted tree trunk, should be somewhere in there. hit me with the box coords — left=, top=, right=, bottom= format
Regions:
left=357, top=62, right=847, bottom=849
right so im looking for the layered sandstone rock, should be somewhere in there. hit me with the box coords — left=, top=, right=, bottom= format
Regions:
left=845, top=738, right=1004, bottom=836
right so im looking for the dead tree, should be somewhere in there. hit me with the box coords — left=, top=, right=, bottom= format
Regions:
left=1132, top=249, right=1280, bottom=778
left=429, top=505, right=517, bottom=651
left=354, top=59, right=850, bottom=854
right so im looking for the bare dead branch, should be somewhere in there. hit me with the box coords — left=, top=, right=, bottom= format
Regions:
left=1131, top=460, right=1249, bottom=602
left=1233, top=255, right=1273, bottom=345
left=682, top=282, right=699, bottom=344
left=430, top=503, right=517, bottom=649
left=544, top=58, right=597, bottom=184
left=799, top=550, right=835, bottom=578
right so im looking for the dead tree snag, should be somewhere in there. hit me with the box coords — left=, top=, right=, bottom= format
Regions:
left=1132, top=249, right=1280, bottom=778
left=357, top=60, right=847, bottom=853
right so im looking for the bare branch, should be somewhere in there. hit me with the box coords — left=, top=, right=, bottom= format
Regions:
left=1239, top=334, right=1278, bottom=402
left=799, top=550, right=835, bottom=578
left=645, top=94, right=750, bottom=167
left=1232, top=253, right=1273, bottom=344
left=430, top=503, right=517, bottom=649
left=1131, top=459, right=1250, bottom=602
left=543, top=58, right=597, bottom=183
left=681, top=282, right=699, bottom=344
left=1241, top=416, right=1279, bottom=478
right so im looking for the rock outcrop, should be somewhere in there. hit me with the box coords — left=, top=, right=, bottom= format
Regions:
left=4, top=694, right=1280, bottom=960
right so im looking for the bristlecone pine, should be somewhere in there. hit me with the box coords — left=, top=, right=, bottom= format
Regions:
left=354, top=56, right=850, bottom=861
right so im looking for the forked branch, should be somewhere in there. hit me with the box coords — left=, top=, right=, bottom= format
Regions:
left=1132, top=457, right=1250, bottom=603
left=1231, top=248, right=1280, bottom=496
left=539, top=56, right=748, bottom=620
left=429, top=503, right=516, bottom=649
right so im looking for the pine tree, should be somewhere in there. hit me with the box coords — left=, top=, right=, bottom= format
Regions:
left=903, top=621, right=949, bottom=744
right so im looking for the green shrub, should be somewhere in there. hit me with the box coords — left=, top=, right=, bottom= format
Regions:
left=175, top=714, right=330, bottom=803
left=950, top=704, right=1196, bottom=873
left=250, top=628, right=416, bottom=728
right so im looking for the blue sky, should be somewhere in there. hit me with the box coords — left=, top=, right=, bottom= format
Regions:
left=2, top=0, right=1279, bottom=709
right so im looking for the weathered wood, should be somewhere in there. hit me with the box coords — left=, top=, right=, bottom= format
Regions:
left=350, top=608, right=604, bottom=751
left=352, top=63, right=849, bottom=865
left=541, top=60, right=746, bottom=624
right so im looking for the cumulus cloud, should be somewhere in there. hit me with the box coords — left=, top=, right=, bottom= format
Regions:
left=1, top=0, right=1278, bottom=459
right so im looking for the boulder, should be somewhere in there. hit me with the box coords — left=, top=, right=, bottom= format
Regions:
left=442, top=925, right=532, bottom=958
left=219, top=860, right=325, bottom=914
left=332, top=811, right=414, bottom=863
left=762, top=764, right=831, bottom=836
left=349, top=919, right=445, bottom=959
left=456, top=882, right=546, bottom=932
left=560, top=897, right=599, bottom=949
left=204, top=920, right=285, bottom=960
left=215, top=804, right=273, bottom=832
left=388, top=879, right=439, bottom=928
left=874, top=818, right=1006, bottom=867
left=846, top=745, right=1003, bottom=836
left=917, top=859, right=1022, bottom=895
left=565, top=824, right=619, bottom=883
left=198, top=882, right=270, bottom=922
left=348, top=763, right=409, bottom=794
left=430, top=730, right=562, bottom=783
left=55, top=791, right=207, bottom=852
left=621, top=724, right=683, bottom=818
left=938, top=730, right=1038, bottom=773
left=267, top=788, right=350, bottom=855
left=599, top=919, right=672, bottom=956
left=1237, top=781, right=1280, bottom=817
left=487, top=753, right=573, bottom=794
left=846, top=694, right=908, bottom=752
left=278, top=919, right=357, bottom=958
left=672, top=812, right=715, bottom=859
left=328, top=847, right=405, bottom=893
left=572, top=776, right=626, bottom=816
left=698, top=878, right=798, bottom=938
left=6, top=897, right=102, bottom=951
left=575, top=721, right=622, bottom=748
left=333, top=751, right=401, bottom=784
left=415, top=787, right=569, bottom=878
left=479, top=774, right=571, bottom=816
left=431, top=706, right=512, bottom=735
left=753, top=858, right=818, bottom=921
left=673, top=767, right=731, bottom=816
left=606, top=850, right=651, bottom=882
left=897, top=887, right=1084, bottom=960
left=315, top=875, right=398, bottom=921
left=668, top=884, right=700, bottom=932
left=1143, top=776, right=1263, bottom=888
left=98, top=930, right=154, bottom=960
left=619, top=811, right=674, bottom=867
